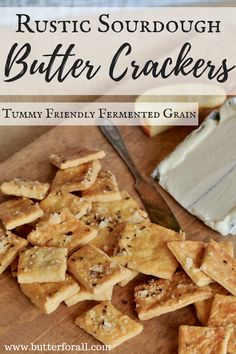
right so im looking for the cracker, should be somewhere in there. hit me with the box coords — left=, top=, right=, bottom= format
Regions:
left=65, top=283, right=112, bottom=307
left=40, top=189, right=91, bottom=219
left=82, top=191, right=148, bottom=227
left=168, top=240, right=234, bottom=287
left=134, top=272, right=212, bottom=320
left=27, top=209, right=97, bottom=254
left=194, top=283, right=229, bottom=325
left=208, top=294, right=236, bottom=354
left=90, top=226, right=118, bottom=257
left=113, top=222, right=185, bottom=279
left=200, top=239, right=236, bottom=295
left=17, top=246, right=68, bottom=283
left=178, top=325, right=232, bottom=354
left=0, top=198, right=44, bottom=230
left=75, top=301, right=143, bottom=349
left=49, top=148, right=105, bottom=169
left=67, top=244, right=131, bottom=295
left=89, top=223, right=128, bottom=257
left=1, top=178, right=50, bottom=200
left=82, top=192, right=148, bottom=256
left=0, top=229, right=28, bottom=275
left=81, top=170, right=121, bottom=202
left=20, top=274, right=79, bottom=314
left=51, top=160, right=101, bottom=192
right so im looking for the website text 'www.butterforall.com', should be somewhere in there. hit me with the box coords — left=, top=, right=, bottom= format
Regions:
left=3, top=342, right=110, bottom=352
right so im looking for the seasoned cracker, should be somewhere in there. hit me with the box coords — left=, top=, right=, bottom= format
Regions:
left=40, top=189, right=91, bottom=219
left=1, top=178, right=50, bottom=200
left=20, top=274, right=79, bottom=314
left=81, top=192, right=148, bottom=256
left=0, top=229, right=28, bottom=275
left=65, top=283, right=112, bottom=307
left=82, top=191, right=148, bottom=227
left=81, top=170, right=121, bottom=202
left=178, top=325, right=232, bottom=354
left=67, top=244, right=131, bottom=295
left=0, top=198, right=44, bottom=230
left=194, top=283, right=229, bottom=325
left=208, top=294, right=236, bottom=354
left=113, top=222, right=185, bottom=279
left=49, top=148, right=105, bottom=169
left=51, top=160, right=101, bottom=192
left=168, top=240, right=234, bottom=287
left=200, top=239, right=236, bottom=295
left=17, top=246, right=68, bottom=283
left=134, top=272, right=212, bottom=320
left=75, top=302, right=143, bottom=349
left=27, top=209, right=97, bottom=254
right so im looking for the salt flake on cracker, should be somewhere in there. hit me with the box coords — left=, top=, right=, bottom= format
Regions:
left=75, top=302, right=143, bottom=349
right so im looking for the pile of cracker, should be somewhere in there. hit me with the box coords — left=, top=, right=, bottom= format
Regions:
left=0, top=147, right=236, bottom=353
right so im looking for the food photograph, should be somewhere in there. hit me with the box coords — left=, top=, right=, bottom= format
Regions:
left=0, top=0, right=236, bottom=353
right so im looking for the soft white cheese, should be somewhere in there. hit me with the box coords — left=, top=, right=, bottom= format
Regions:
left=154, top=102, right=236, bottom=236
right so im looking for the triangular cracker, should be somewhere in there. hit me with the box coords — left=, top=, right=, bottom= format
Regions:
left=178, top=325, right=232, bottom=354
left=208, top=294, right=236, bottom=354
left=0, top=229, right=28, bottom=275
left=20, top=274, right=79, bottom=314
left=113, top=222, right=185, bottom=279
left=1, top=178, right=50, bottom=200
left=40, top=189, right=91, bottom=219
left=134, top=272, right=212, bottom=320
left=17, top=246, right=68, bottom=283
left=168, top=240, right=234, bottom=287
left=194, top=283, right=229, bottom=325
left=75, top=302, right=143, bottom=349
left=200, top=239, right=236, bottom=295
left=81, top=170, right=121, bottom=202
left=51, top=160, right=101, bottom=192
left=67, top=244, right=131, bottom=295
left=49, top=148, right=105, bottom=169
left=27, top=209, right=97, bottom=254
left=0, top=198, right=44, bottom=230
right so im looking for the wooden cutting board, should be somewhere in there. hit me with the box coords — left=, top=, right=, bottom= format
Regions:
left=0, top=124, right=234, bottom=354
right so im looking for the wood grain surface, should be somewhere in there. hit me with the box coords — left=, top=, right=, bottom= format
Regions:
left=0, top=124, right=234, bottom=354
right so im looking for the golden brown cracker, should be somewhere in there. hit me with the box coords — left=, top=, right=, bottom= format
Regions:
left=81, top=170, right=121, bottom=202
left=75, top=302, right=143, bottom=349
left=27, top=209, right=97, bottom=254
left=0, top=198, right=44, bottom=230
left=200, top=239, right=236, bottom=295
left=17, top=246, right=68, bottom=283
left=1, top=178, right=50, bottom=200
left=113, top=222, right=185, bottom=279
left=178, top=325, right=232, bottom=354
left=134, top=272, right=212, bottom=320
left=20, top=274, right=79, bottom=313
left=51, top=160, right=101, bottom=192
left=49, top=148, right=105, bottom=169
left=67, top=244, right=131, bottom=295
